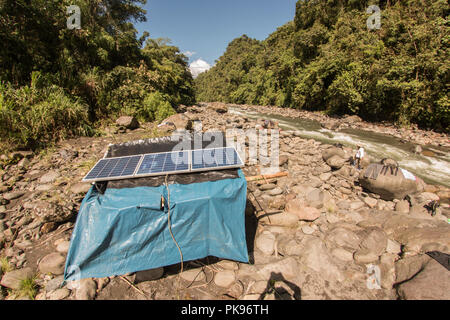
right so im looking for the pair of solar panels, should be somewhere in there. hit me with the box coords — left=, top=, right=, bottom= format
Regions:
left=82, top=147, right=244, bottom=182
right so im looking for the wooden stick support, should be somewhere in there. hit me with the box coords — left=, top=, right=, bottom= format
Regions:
left=245, top=172, right=288, bottom=182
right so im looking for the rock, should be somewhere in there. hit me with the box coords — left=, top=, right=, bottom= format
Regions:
left=359, top=164, right=419, bottom=201
left=17, top=157, right=30, bottom=169
left=75, top=278, right=97, bottom=300
left=36, top=184, right=53, bottom=191
left=134, top=268, right=164, bottom=283
left=259, top=211, right=299, bottom=227
left=305, top=189, right=330, bottom=209
left=267, top=196, right=286, bottom=210
left=301, top=225, right=315, bottom=235
left=319, top=172, right=332, bottom=181
left=285, top=198, right=321, bottom=221
left=256, top=257, right=299, bottom=281
left=96, top=277, right=110, bottom=291
left=39, top=171, right=59, bottom=184
left=292, top=206, right=320, bottom=222
left=48, top=288, right=70, bottom=300
left=325, top=227, right=361, bottom=250
left=70, top=183, right=92, bottom=195
left=395, top=200, right=410, bottom=213
left=56, top=241, right=70, bottom=254
left=331, top=248, right=354, bottom=262
left=214, top=270, right=236, bottom=288
left=32, top=201, right=74, bottom=223
left=2, top=191, right=26, bottom=201
left=395, top=254, right=431, bottom=284
left=386, top=239, right=402, bottom=254
left=350, top=201, right=365, bottom=210
left=299, top=237, right=344, bottom=282
left=416, top=192, right=440, bottom=204
left=326, top=155, right=347, bottom=170
left=0, top=268, right=34, bottom=290
left=353, top=249, right=379, bottom=264
left=359, top=227, right=388, bottom=256
left=255, top=231, right=276, bottom=256
left=226, top=281, right=244, bottom=299
left=379, top=254, right=397, bottom=289
left=397, top=259, right=450, bottom=300
left=216, top=260, right=239, bottom=271
left=115, top=116, right=139, bottom=130
left=364, top=197, right=378, bottom=208
left=45, top=275, right=64, bottom=292
left=38, top=253, right=66, bottom=275
left=160, top=113, right=191, bottom=130
left=343, top=115, right=362, bottom=123
left=259, top=183, right=276, bottom=191
left=180, top=268, right=206, bottom=283
left=394, top=226, right=450, bottom=254
left=40, top=222, right=58, bottom=234
left=322, top=147, right=346, bottom=162
left=267, top=187, right=283, bottom=196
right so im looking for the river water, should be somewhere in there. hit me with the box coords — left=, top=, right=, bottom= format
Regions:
left=229, top=107, right=450, bottom=188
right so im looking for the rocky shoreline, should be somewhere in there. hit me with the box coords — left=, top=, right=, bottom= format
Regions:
left=0, top=102, right=449, bottom=300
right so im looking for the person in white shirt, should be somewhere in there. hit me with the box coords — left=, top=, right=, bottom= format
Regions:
left=355, top=145, right=365, bottom=169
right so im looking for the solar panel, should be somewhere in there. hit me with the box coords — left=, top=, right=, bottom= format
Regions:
left=83, top=155, right=142, bottom=182
left=135, top=151, right=190, bottom=177
left=82, top=147, right=243, bottom=182
left=191, top=147, right=243, bottom=172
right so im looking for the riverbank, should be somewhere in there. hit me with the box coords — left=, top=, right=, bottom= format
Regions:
left=0, top=103, right=449, bottom=300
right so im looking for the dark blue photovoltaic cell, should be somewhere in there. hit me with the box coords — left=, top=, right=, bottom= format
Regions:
left=84, top=159, right=109, bottom=180
left=121, top=156, right=142, bottom=176
left=136, top=151, right=190, bottom=176
left=84, top=155, right=142, bottom=181
left=191, top=147, right=242, bottom=171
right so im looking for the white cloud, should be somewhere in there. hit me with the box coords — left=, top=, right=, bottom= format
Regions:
left=189, top=59, right=212, bottom=78
left=183, top=51, right=196, bottom=57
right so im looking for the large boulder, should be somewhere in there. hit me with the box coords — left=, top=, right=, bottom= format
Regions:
left=115, top=116, right=139, bottom=130
left=160, top=113, right=192, bottom=131
left=397, top=259, right=450, bottom=300
left=359, top=164, right=420, bottom=200
left=326, top=155, right=347, bottom=170
left=322, top=147, right=347, bottom=162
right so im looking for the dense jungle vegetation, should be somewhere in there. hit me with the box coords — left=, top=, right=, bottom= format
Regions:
left=196, top=0, right=449, bottom=132
left=0, top=0, right=195, bottom=151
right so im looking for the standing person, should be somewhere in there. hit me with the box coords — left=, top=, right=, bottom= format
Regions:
left=355, top=145, right=365, bottom=169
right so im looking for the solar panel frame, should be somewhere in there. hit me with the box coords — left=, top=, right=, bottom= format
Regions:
left=82, top=147, right=243, bottom=183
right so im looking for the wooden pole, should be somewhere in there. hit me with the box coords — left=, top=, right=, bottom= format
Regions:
left=245, top=172, right=288, bottom=182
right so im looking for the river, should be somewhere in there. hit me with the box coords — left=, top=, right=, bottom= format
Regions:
left=229, top=107, right=450, bottom=188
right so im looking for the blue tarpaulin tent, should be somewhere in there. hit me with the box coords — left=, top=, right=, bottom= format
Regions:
left=64, top=168, right=249, bottom=281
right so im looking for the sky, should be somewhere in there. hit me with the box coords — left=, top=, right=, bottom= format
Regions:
left=135, top=0, right=298, bottom=76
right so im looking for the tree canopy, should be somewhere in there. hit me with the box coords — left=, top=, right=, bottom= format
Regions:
left=195, top=0, right=449, bottom=132
left=0, top=0, right=195, bottom=151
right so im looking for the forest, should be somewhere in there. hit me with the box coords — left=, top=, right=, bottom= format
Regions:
left=0, top=0, right=195, bottom=151
left=195, top=0, right=449, bottom=132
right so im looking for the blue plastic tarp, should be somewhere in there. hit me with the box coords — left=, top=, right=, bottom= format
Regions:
left=64, top=170, right=249, bottom=281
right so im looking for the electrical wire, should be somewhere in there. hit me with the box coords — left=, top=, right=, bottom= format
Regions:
left=165, top=174, right=184, bottom=298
